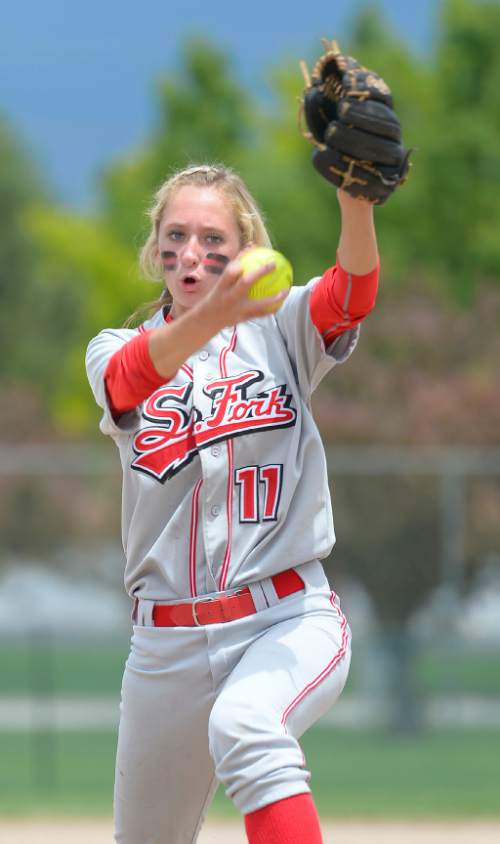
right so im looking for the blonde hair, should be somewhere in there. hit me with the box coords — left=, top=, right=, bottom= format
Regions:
left=125, top=163, right=272, bottom=327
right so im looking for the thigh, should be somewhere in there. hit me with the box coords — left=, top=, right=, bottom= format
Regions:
left=226, top=590, right=351, bottom=737
left=208, top=591, right=351, bottom=813
left=114, top=626, right=217, bottom=844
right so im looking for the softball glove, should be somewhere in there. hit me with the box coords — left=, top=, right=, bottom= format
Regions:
left=300, top=39, right=411, bottom=204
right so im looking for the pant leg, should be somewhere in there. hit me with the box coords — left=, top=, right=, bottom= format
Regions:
left=114, top=624, right=217, bottom=844
left=208, top=590, right=351, bottom=815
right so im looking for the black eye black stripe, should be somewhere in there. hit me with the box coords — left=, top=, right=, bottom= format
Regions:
left=161, top=250, right=177, bottom=269
left=204, top=253, right=230, bottom=275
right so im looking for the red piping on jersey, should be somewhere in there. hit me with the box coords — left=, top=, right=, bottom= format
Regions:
left=218, top=328, right=238, bottom=591
left=220, top=437, right=234, bottom=592
left=189, top=478, right=203, bottom=597
left=309, top=255, right=379, bottom=346
left=280, top=592, right=349, bottom=727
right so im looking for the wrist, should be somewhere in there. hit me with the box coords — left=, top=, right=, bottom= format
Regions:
left=337, top=189, right=375, bottom=217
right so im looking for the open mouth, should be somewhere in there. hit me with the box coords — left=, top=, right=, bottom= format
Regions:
left=182, top=275, right=199, bottom=287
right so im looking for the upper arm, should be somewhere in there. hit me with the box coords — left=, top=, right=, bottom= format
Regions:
left=274, top=278, right=360, bottom=397
left=85, top=328, right=141, bottom=437
left=310, top=260, right=379, bottom=347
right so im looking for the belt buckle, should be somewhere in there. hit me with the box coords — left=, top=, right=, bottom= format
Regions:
left=192, top=596, right=215, bottom=627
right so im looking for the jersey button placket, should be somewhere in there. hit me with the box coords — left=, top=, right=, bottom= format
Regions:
left=192, top=354, right=218, bottom=585
left=196, top=335, right=231, bottom=588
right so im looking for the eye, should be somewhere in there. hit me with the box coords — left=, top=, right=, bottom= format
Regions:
left=168, top=230, right=185, bottom=241
left=206, top=233, right=224, bottom=244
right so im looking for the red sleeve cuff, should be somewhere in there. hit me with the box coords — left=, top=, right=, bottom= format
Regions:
left=309, top=253, right=379, bottom=344
left=104, top=331, right=168, bottom=418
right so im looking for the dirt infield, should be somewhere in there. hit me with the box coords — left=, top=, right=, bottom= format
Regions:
left=2, top=818, right=500, bottom=843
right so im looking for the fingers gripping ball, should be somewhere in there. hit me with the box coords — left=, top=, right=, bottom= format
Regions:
left=240, top=247, right=293, bottom=313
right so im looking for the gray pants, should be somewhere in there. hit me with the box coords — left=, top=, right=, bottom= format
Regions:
left=113, top=560, right=351, bottom=843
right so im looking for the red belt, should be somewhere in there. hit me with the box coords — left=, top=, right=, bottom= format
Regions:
left=151, top=569, right=305, bottom=627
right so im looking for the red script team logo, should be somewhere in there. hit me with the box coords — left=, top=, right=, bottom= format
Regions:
left=131, top=370, right=296, bottom=482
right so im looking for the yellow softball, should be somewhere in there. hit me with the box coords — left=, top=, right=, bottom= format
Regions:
left=240, top=247, right=293, bottom=311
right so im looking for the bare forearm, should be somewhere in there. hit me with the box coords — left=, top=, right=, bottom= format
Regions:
left=148, top=303, right=221, bottom=378
left=148, top=254, right=288, bottom=379
left=336, top=189, right=379, bottom=275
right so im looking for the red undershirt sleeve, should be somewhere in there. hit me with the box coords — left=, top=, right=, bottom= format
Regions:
left=309, top=253, right=380, bottom=347
left=104, top=331, right=168, bottom=418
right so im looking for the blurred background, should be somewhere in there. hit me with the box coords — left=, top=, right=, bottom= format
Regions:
left=1, top=0, right=499, bottom=828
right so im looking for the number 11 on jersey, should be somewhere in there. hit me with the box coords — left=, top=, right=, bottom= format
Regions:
left=235, top=464, right=283, bottom=523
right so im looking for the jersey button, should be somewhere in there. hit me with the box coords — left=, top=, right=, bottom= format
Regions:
left=211, top=505, right=221, bottom=517
left=199, top=350, right=209, bottom=361
left=211, top=445, right=221, bottom=457
left=204, top=372, right=214, bottom=381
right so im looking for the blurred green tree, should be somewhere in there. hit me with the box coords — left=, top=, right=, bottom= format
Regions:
left=26, top=207, right=142, bottom=432
left=430, top=0, right=500, bottom=298
left=5, top=0, right=500, bottom=437
left=347, top=1, right=500, bottom=300
left=99, top=38, right=256, bottom=250
left=0, top=117, right=82, bottom=439
left=0, top=118, right=42, bottom=385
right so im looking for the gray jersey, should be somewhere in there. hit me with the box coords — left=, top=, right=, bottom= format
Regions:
left=85, top=277, right=359, bottom=601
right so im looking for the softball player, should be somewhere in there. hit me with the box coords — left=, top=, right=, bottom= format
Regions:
left=86, top=164, right=379, bottom=843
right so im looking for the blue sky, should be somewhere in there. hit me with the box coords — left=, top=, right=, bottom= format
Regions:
left=0, top=0, right=437, bottom=208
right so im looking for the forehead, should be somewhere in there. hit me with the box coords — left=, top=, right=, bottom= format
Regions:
left=162, top=185, right=237, bottom=231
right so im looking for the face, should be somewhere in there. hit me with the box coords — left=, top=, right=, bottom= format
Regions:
left=157, top=185, right=242, bottom=319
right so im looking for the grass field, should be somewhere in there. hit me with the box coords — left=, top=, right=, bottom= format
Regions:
left=2, top=637, right=500, bottom=696
left=1, top=726, right=499, bottom=818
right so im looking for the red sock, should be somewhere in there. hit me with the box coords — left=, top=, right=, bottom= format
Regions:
left=244, top=793, right=323, bottom=843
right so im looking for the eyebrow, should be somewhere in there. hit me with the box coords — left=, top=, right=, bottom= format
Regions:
left=164, top=222, right=226, bottom=234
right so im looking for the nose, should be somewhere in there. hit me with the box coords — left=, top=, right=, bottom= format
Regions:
left=180, top=235, right=201, bottom=268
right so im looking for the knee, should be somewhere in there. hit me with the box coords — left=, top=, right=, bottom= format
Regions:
left=208, top=692, right=283, bottom=778
left=208, top=694, right=257, bottom=762
left=208, top=691, right=300, bottom=775
left=207, top=694, right=308, bottom=813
